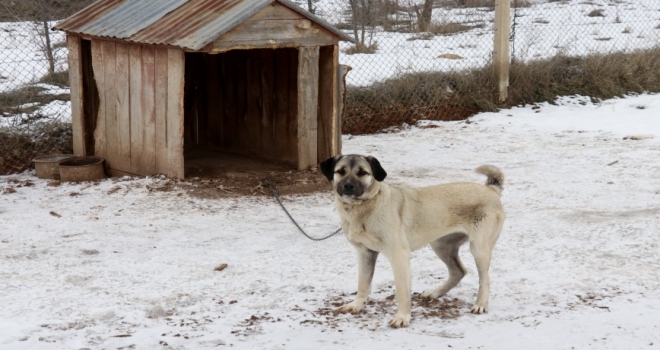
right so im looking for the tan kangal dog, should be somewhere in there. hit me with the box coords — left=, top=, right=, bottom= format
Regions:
left=319, top=154, right=505, bottom=328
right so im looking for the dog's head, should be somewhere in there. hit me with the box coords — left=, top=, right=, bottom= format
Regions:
left=319, top=154, right=387, bottom=202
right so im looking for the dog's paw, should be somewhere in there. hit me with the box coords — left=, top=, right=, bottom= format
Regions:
left=421, top=289, right=442, bottom=299
left=388, top=313, right=411, bottom=328
left=470, top=304, right=488, bottom=314
left=337, top=300, right=365, bottom=314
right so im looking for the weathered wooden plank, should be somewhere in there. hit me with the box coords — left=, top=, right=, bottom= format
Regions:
left=204, top=54, right=222, bottom=147
left=90, top=40, right=106, bottom=161
left=287, top=48, right=299, bottom=163
left=296, top=46, right=319, bottom=170
left=493, top=0, right=510, bottom=102
left=331, top=45, right=342, bottom=156
left=212, top=37, right=334, bottom=53
left=194, top=55, right=209, bottom=147
left=67, top=35, right=85, bottom=156
left=336, top=64, right=351, bottom=154
left=166, top=49, right=185, bottom=179
left=246, top=3, right=305, bottom=21
left=102, top=41, right=118, bottom=171
left=212, top=21, right=335, bottom=52
left=273, top=49, right=291, bottom=162
left=183, top=55, right=197, bottom=148
left=246, top=51, right=262, bottom=155
left=234, top=51, right=249, bottom=152
left=141, top=45, right=157, bottom=175
left=154, top=48, right=169, bottom=175
left=220, top=52, right=237, bottom=150
left=129, top=44, right=143, bottom=174
left=115, top=42, right=131, bottom=172
left=259, top=49, right=276, bottom=158
left=317, top=45, right=338, bottom=161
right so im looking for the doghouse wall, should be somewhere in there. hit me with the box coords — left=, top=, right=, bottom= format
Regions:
left=71, top=38, right=186, bottom=178
left=184, top=49, right=299, bottom=165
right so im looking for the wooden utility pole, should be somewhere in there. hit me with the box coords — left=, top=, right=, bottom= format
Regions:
left=493, top=0, right=510, bottom=102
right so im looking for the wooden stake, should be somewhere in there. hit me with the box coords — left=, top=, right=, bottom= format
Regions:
left=493, top=0, right=510, bottom=102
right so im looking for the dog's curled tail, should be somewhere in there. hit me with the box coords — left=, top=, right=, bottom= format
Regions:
left=475, top=165, right=504, bottom=195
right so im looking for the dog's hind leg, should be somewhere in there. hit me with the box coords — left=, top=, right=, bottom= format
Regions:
left=422, top=232, right=469, bottom=299
left=469, top=239, right=493, bottom=314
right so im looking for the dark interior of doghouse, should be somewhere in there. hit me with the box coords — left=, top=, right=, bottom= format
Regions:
left=80, top=39, right=99, bottom=156
left=183, top=48, right=300, bottom=177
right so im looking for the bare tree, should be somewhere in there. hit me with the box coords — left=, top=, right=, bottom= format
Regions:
left=348, top=0, right=380, bottom=52
left=417, top=0, right=434, bottom=32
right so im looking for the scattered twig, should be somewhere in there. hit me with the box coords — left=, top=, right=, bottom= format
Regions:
left=217, top=185, right=233, bottom=193
left=214, top=263, right=228, bottom=272
left=607, top=160, right=618, bottom=166
left=49, top=211, right=61, bottom=218
left=106, top=186, right=121, bottom=195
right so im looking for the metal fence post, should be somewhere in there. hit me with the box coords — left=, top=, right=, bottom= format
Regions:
left=493, top=0, right=510, bottom=102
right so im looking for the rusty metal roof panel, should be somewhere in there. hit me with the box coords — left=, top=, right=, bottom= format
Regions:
left=54, top=0, right=355, bottom=50
left=53, top=0, right=125, bottom=33
left=131, top=0, right=272, bottom=50
left=77, top=0, right=189, bottom=39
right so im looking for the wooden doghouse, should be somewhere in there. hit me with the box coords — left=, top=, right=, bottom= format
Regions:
left=54, top=0, right=354, bottom=178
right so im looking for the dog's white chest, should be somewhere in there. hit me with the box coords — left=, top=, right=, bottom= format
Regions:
left=338, top=204, right=384, bottom=251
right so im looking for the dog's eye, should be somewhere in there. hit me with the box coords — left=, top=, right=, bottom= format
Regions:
left=335, top=169, right=346, bottom=176
left=357, top=170, right=369, bottom=177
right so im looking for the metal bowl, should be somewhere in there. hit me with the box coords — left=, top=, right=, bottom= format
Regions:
left=58, top=156, right=106, bottom=182
left=32, top=154, right=76, bottom=180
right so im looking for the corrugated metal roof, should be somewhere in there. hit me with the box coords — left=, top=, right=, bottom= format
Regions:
left=131, top=0, right=272, bottom=49
left=53, top=0, right=355, bottom=51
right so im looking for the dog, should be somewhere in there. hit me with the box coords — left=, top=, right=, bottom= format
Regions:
left=319, top=154, right=505, bottom=328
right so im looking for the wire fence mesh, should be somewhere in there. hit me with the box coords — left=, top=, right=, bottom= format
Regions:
left=1, top=0, right=660, bottom=175
left=1, top=1, right=94, bottom=174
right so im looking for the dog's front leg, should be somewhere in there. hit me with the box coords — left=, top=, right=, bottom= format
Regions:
left=387, top=249, right=412, bottom=328
left=339, top=247, right=378, bottom=314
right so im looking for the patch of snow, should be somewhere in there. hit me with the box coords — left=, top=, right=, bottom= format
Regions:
left=1, top=93, right=659, bottom=349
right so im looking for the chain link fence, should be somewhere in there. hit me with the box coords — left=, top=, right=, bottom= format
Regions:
left=1, top=1, right=94, bottom=175
left=2, top=0, right=660, bottom=175
left=304, top=0, right=660, bottom=134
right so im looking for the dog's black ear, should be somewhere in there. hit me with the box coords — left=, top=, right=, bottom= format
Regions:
left=319, top=155, right=340, bottom=181
left=366, top=156, right=387, bottom=182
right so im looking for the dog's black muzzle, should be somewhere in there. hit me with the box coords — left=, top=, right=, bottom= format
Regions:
left=342, top=182, right=355, bottom=196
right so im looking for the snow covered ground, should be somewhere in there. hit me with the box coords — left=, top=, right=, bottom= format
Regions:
left=332, top=0, right=660, bottom=86
left=0, top=21, right=67, bottom=92
left=1, top=93, right=659, bottom=349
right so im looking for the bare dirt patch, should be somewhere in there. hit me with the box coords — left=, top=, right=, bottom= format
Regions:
left=299, top=290, right=468, bottom=329
left=181, top=149, right=331, bottom=199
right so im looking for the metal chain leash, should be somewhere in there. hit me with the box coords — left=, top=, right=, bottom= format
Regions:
left=263, top=179, right=342, bottom=241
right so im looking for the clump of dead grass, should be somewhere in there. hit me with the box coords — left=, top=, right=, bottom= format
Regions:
left=342, top=48, right=660, bottom=135
left=437, top=0, right=531, bottom=9
left=508, top=48, right=660, bottom=104
left=344, top=42, right=379, bottom=55
left=39, top=71, right=69, bottom=87
left=0, top=122, right=73, bottom=175
left=431, top=22, right=485, bottom=35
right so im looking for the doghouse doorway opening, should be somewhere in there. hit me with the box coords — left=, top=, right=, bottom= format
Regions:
left=183, top=48, right=300, bottom=177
